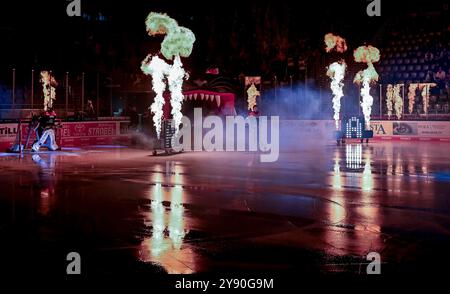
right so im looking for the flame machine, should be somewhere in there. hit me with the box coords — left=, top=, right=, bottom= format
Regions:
left=336, top=116, right=373, bottom=145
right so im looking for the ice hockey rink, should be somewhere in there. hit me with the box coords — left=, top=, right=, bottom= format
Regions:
left=1, top=139, right=449, bottom=276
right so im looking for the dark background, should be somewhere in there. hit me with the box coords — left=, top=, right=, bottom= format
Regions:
left=0, top=0, right=446, bottom=74
left=0, top=0, right=447, bottom=118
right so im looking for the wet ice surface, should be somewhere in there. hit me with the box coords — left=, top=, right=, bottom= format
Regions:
left=0, top=141, right=450, bottom=276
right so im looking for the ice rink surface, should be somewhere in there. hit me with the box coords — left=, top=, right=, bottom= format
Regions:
left=0, top=140, right=449, bottom=276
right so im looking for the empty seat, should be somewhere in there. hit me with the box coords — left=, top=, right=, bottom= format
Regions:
left=407, top=65, right=414, bottom=71
left=411, top=72, right=418, bottom=79
left=400, top=65, right=406, bottom=71
left=390, top=59, right=396, bottom=65
left=404, top=58, right=411, bottom=64
left=415, top=65, right=422, bottom=71
left=395, top=72, right=402, bottom=79
left=403, top=72, right=410, bottom=79
left=419, top=58, right=425, bottom=64
left=418, top=72, right=425, bottom=79
left=401, top=52, right=408, bottom=58
left=393, top=65, right=399, bottom=71
left=397, top=59, right=404, bottom=64
left=412, top=58, right=418, bottom=64
left=423, top=64, right=429, bottom=71
left=386, top=66, right=392, bottom=71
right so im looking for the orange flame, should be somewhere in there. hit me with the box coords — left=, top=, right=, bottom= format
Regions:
left=353, top=45, right=380, bottom=64
left=324, top=33, right=347, bottom=53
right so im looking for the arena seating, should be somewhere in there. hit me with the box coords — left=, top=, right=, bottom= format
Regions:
left=378, top=29, right=449, bottom=115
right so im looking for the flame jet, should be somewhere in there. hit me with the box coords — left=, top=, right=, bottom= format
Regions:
left=324, top=33, right=348, bottom=53
left=40, top=71, right=57, bottom=111
left=326, top=60, right=347, bottom=129
left=324, top=33, right=348, bottom=130
left=353, top=45, right=380, bottom=129
left=141, top=55, right=170, bottom=137
left=141, top=12, right=195, bottom=138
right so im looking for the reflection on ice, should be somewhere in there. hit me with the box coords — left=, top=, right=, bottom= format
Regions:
left=140, top=162, right=194, bottom=273
left=362, top=148, right=373, bottom=193
left=332, top=144, right=374, bottom=192
left=345, top=144, right=363, bottom=170
left=32, top=154, right=57, bottom=216
left=169, top=185, right=185, bottom=250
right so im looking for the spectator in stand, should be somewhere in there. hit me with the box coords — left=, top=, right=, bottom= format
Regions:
left=436, top=48, right=447, bottom=61
left=425, top=70, right=435, bottom=82
left=435, top=67, right=446, bottom=80
left=435, top=67, right=447, bottom=88
left=446, top=79, right=450, bottom=99
left=128, top=105, right=139, bottom=130
left=425, top=51, right=434, bottom=63
left=85, top=100, right=96, bottom=118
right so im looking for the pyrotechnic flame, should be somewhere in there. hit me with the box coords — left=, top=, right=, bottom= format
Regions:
left=354, top=45, right=380, bottom=129
left=142, top=12, right=195, bottom=139
left=247, top=83, right=260, bottom=111
left=141, top=55, right=170, bottom=138
left=386, top=84, right=394, bottom=118
left=324, top=33, right=347, bottom=53
left=145, top=12, right=178, bottom=36
left=326, top=60, right=346, bottom=129
left=408, top=83, right=418, bottom=114
left=40, top=71, right=57, bottom=111
left=145, top=12, right=195, bottom=61
left=419, top=83, right=436, bottom=114
left=167, top=55, right=186, bottom=135
left=393, top=84, right=403, bottom=120
left=354, top=45, right=380, bottom=65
